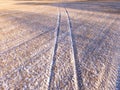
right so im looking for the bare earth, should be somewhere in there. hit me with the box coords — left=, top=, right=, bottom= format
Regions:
left=0, top=0, right=120, bottom=90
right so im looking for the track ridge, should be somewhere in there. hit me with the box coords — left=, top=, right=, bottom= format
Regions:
left=48, top=7, right=61, bottom=90
left=65, top=8, right=80, bottom=90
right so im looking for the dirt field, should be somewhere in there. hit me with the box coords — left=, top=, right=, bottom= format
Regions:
left=0, top=0, right=120, bottom=90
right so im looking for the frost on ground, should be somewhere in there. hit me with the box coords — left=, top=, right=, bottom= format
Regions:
left=0, top=0, right=120, bottom=90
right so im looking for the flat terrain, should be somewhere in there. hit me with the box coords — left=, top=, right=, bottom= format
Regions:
left=0, top=0, right=120, bottom=90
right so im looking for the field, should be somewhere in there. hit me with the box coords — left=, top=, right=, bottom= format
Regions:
left=0, top=0, right=120, bottom=90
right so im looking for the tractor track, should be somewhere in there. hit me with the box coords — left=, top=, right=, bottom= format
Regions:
left=65, top=8, right=79, bottom=90
left=0, top=1, right=120, bottom=90
left=48, top=7, right=61, bottom=90
left=48, top=6, right=79, bottom=90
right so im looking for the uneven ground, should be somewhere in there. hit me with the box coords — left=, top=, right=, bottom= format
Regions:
left=0, top=0, right=120, bottom=90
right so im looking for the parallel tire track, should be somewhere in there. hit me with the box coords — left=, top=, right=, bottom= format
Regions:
left=48, top=7, right=79, bottom=90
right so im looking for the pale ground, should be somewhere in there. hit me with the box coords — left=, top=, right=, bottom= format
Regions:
left=0, top=0, right=120, bottom=90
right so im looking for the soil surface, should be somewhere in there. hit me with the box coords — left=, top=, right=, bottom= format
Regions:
left=0, top=0, right=120, bottom=90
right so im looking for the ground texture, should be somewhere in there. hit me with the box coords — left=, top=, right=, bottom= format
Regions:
left=0, top=0, right=120, bottom=90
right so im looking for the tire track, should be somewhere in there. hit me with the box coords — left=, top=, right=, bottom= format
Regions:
left=116, top=66, right=120, bottom=90
left=97, top=18, right=120, bottom=90
left=48, top=7, right=79, bottom=90
left=0, top=38, right=52, bottom=79
left=81, top=18, right=117, bottom=90
left=0, top=29, right=54, bottom=54
left=1, top=46, right=52, bottom=90
left=48, top=7, right=61, bottom=90
left=65, top=8, right=79, bottom=90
